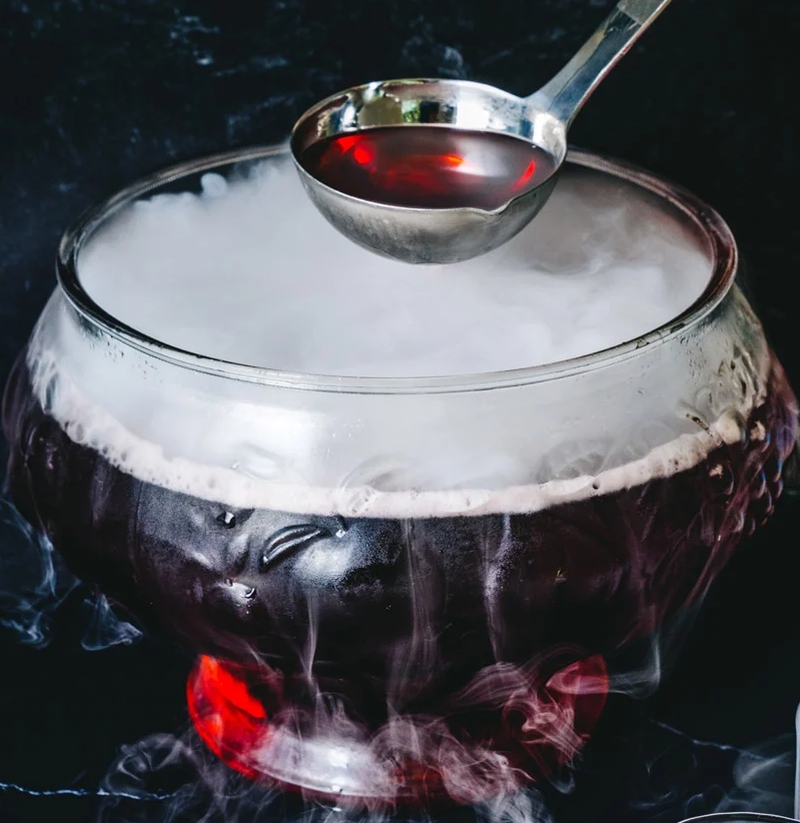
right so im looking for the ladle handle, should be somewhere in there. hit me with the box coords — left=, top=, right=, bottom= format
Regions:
left=528, top=0, right=674, bottom=127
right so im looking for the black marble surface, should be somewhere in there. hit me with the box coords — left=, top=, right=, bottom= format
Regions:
left=1, top=1, right=799, bottom=821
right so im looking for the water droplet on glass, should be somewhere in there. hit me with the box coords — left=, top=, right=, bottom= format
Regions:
left=217, top=511, right=236, bottom=528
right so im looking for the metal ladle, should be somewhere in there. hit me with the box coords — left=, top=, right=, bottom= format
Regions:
left=291, top=0, right=674, bottom=264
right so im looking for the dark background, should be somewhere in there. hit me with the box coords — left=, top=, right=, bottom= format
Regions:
left=1, top=1, right=799, bottom=821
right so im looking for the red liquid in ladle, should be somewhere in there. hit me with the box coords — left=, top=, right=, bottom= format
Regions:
left=299, top=127, right=557, bottom=211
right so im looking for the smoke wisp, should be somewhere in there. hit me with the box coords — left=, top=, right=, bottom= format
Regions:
left=0, top=712, right=781, bottom=823
left=0, top=494, right=142, bottom=650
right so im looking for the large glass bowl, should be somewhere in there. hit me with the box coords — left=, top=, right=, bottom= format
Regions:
left=2, top=146, right=797, bottom=807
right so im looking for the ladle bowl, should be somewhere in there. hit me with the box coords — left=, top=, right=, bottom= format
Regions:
left=291, top=0, right=674, bottom=264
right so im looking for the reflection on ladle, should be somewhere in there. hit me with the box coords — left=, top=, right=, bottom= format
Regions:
left=291, top=0, right=675, bottom=264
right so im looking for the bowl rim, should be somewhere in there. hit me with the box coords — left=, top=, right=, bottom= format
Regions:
left=55, top=143, right=738, bottom=395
